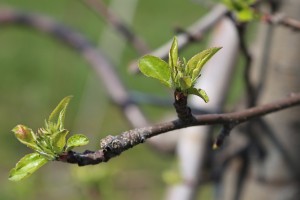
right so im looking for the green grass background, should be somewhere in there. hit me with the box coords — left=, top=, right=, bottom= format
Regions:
left=0, top=0, right=242, bottom=199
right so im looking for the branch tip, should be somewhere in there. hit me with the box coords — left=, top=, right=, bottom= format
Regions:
left=213, top=123, right=235, bottom=149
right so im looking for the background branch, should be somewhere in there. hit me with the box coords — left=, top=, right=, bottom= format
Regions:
left=0, top=7, right=149, bottom=127
left=262, top=12, right=300, bottom=31
left=235, top=22, right=257, bottom=107
left=81, top=0, right=150, bottom=54
left=128, top=4, right=228, bottom=73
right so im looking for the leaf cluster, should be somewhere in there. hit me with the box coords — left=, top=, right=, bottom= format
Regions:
left=222, top=0, right=258, bottom=22
left=9, top=96, right=89, bottom=181
left=138, top=37, right=221, bottom=103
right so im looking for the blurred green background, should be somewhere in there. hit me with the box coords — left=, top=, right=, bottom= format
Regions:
left=0, top=0, right=221, bottom=199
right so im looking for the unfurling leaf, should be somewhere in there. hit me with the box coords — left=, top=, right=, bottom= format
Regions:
left=9, top=153, right=48, bottom=181
left=188, top=87, right=209, bottom=103
left=51, top=129, right=69, bottom=153
left=179, top=76, right=192, bottom=90
left=169, top=37, right=178, bottom=68
left=65, top=134, right=89, bottom=151
left=12, top=125, right=40, bottom=151
left=187, top=47, right=222, bottom=82
left=48, top=96, right=72, bottom=130
left=138, top=55, right=171, bottom=87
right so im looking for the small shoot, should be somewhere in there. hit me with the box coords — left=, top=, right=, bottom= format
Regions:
left=9, top=96, right=89, bottom=181
left=138, top=37, right=221, bottom=103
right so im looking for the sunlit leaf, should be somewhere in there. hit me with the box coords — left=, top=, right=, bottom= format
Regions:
left=138, top=55, right=171, bottom=87
left=187, top=47, right=221, bottom=82
left=65, top=134, right=89, bottom=151
left=48, top=96, right=72, bottom=130
left=188, top=87, right=209, bottom=103
left=9, top=153, right=48, bottom=181
left=169, top=37, right=178, bottom=68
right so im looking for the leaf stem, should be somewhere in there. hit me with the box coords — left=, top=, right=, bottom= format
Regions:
left=173, top=90, right=195, bottom=123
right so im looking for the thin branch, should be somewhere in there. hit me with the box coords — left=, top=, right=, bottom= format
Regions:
left=256, top=18, right=274, bottom=100
left=213, top=123, right=235, bottom=149
left=235, top=22, right=257, bottom=107
left=57, top=92, right=300, bottom=166
left=262, top=12, right=300, bottom=31
left=233, top=149, right=249, bottom=200
left=81, top=0, right=150, bottom=54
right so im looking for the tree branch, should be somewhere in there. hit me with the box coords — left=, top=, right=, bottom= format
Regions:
left=235, top=22, right=257, bottom=107
left=262, top=12, right=300, bottom=31
left=57, top=92, right=300, bottom=166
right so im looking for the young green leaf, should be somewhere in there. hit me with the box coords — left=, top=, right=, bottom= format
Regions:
left=138, top=55, right=171, bottom=87
left=48, top=96, right=72, bottom=130
left=187, top=87, right=209, bottom=103
left=187, top=47, right=222, bottom=82
left=35, top=136, right=57, bottom=160
left=179, top=76, right=192, bottom=90
left=9, top=153, right=48, bottom=181
left=169, top=37, right=178, bottom=68
left=65, top=134, right=89, bottom=151
left=51, top=129, right=69, bottom=153
left=12, top=125, right=41, bottom=152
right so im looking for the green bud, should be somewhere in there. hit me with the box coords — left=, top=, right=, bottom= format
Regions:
left=12, top=125, right=36, bottom=144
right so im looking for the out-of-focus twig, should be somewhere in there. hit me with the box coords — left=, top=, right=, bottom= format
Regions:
left=0, top=7, right=148, bottom=128
left=236, top=23, right=257, bottom=107
left=255, top=19, right=274, bottom=100
left=128, top=4, right=228, bottom=73
left=81, top=0, right=150, bottom=54
left=213, top=123, right=235, bottom=149
left=262, top=12, right=300, bottom=31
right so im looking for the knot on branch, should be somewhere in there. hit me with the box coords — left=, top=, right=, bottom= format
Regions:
left=57, top=131, right=146, bottom=166
left=100, top=131, right=145, bottom=156
left=57, top=150, right=104, bottom=166
left=173, top=90, right=195, bottom=123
